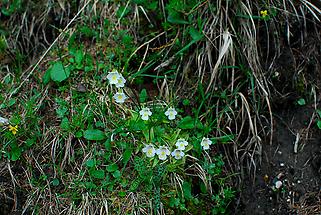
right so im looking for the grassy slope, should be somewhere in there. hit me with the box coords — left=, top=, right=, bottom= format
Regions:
left=0, top=0, right=320, bottom=214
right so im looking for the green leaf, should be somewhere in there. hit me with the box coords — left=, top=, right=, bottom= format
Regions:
left=60, top=117, right=70, bottom=130
left=75, top=49, right=83, bottom=65
left=52, top=178, right=60, bottom=186
left=178, top=116, right=194, bottom=129
left=167, top=13, right=189, bottom=25
left=84, top=129, right=106, bottom=141
left=297, top=98, right=306, bottom=106
left=25, top=138, right=36, bottom=147
left=106, top=163, right=118, bottom=172
left=119, top=191, right=126, bottom=198
left=86, top=159, right=95, bottom=168
left=122, top=148, right=132, bottom=166
left=139, top=89, right=148, bottom=103
left=10, top=146, right=21, bottom=161
left=182, top=181, right=193, bottom=200
left=317, top=110, right=321, bottom=118
left=317, top=120, right=321, bottom=130
left=43, top=69, right=51, bottom=85
left=112, top=170, right=121, bottom=178
left=90, top=169, right=105, bottom=179
left=214, top=135, right=234, bottom=143
left=49, top=61, right=70, bottom=82
left=189, top=27, right=203, bottom=41
left=8, top=98, right=16, bottom=107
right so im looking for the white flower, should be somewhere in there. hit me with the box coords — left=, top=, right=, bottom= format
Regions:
left=107, top=69, right=120, bottom=85
left=142, top=144, right=156, bottom=158
left=139, top=107, right=152, bottom=121
left=175, top=138, right=188, bottom=150
left=164, top=107, right=177, bottom=120
left=156, top=146, right=170, bottom=160
left=275, top=180, right=283, bottom=189
left=0, top=116, right=9, bottom=126
left=115, top=74, right=126, bottom=88
left=201, top=137, right=212, bottom=150
left=113, top=90, right=128, bottom=104
left=171, top=149, right=185, bottom=160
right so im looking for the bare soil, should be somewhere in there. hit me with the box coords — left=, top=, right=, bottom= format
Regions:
left=236, top=104, right=321, bottom=214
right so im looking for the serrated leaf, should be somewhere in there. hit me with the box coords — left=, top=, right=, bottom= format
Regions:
left=49, top=61, right=70, bottom=82
left=84, top=129, right=106, bottom=141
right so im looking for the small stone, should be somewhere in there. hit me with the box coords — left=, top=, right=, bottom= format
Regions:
left=278, top=151, right=282, bottom=155
left=280, top=163, right=285, bottom=167
left=297, top=180, right=301, bottom=184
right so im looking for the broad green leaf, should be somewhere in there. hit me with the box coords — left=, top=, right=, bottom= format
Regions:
left=90, top=169, right=105, bottom=179
left=317, top=110, right=321, bottom=118
left=84, top=129, right=106, bottom=141
left=50, top=61, right=70, bottom=82
left=178, top=116, right=194, bottom=129
left=10, top=146, right=21, bottom=161
left=317, top=120, right=321, bottom=130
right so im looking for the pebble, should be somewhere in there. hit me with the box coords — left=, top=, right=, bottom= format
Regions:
left=280, top=163, right=285, bottom=167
